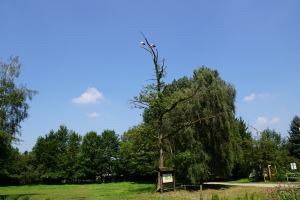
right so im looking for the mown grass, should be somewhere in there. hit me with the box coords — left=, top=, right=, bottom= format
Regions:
left=0, top=182, right=271, bottom=200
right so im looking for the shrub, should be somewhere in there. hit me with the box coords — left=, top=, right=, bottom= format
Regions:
left=266, top=183, right=300, bottom=200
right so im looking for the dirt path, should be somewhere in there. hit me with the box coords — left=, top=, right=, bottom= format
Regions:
left=205, top=182, right=284, bottom=188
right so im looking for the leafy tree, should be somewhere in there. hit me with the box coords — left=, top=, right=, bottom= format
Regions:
left=0, top=130, right=11, bottom=167
left=0, top=56, right=38, bottom=141
left=231, top=117, right=253, bottom=179
left=119, top=125, right=157, bottom=178
left=130, top=35, right=229, bottom=189
left=17, top=151, right=39, bottom=185
left=100, top=130, right=120, bottom=180
left=33, top=126, right=73, bottom=183
left=288, top=115, right=300, bottom=159
left=246, top=128, right=292, bottom=181
left=130, top=34, right=200, bottom=172
left=0, top=147, right=39, bottom=186
left=163, top=67, right=239, bottom=183
left=80, top=131, right=103, bottom=181
left=65, top=131, right=82, bottom=182
left=1, top=149, right=39, bottom=185
left=0, top=147, right=21, bottom=185
left=0, top=56, right=38, bottom=167
left=130, top=34, right=240, bottom=185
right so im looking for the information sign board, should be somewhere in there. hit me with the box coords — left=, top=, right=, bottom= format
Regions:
left=162, top=173, right=173, bottom=183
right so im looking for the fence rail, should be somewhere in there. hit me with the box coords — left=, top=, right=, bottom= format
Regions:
left=286, top=173, right=300, bottom=182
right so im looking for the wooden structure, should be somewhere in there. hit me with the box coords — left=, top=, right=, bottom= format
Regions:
left=261, top=162, right=277, bottom=182
left=158, top=167, right=176, bottom=193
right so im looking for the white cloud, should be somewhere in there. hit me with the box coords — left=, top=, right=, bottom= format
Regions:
left=243, top=94, right=256, bottom=101
left=72, top=87, right=103, bottom=104
left=256, top=117, right=280, bottom=125
left=243, top=93, right=270, bottom=102
left=86, top=112, right=99, bottom=117
left=269, top=117, right=280, bottom=123
left=256, top=117, right=268, bottom=125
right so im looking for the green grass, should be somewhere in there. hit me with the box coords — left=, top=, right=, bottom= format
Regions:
left=0, top=182, right=271, bottom=200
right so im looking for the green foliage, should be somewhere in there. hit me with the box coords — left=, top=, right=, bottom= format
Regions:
left=288, top=115, right=300, bottom=159
left=21, top=195, right=30, bottom=200
left=31, top=126, right=122, bottom=184
left=161, top=67, right=239, bottom=183
left=241, top=128, right=293, bottom=182
left=0, top=147, right=39, bottom=185
left=0, top=56, right=38, bottom=140
left=0, top=56, right=37, bottom=173
left=32, top=126, right=81, bottom=183
left=119, top=125, right=157, bottom=176
left=129, top=65, right=241, bottom=183
left=0, top=147, right=21, bottom=185
left=0, top=194, right=31, bottom=200
left=212, top=193, right=260, bottom=200
left=3, top=195, right=19, bottom=200
left=101, top=130, right=120, bottom=177
left=232, top=118, right=253, bottom=179
left=80, top=131, right=103, bottom=181
left=0, top=131, right=11, bottom=167
left=65, top=132, right=82, bottom=181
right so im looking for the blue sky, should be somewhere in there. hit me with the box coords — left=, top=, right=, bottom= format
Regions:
left=1, top=1, right=299, bottom=152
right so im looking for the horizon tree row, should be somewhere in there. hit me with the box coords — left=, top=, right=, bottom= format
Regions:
left=0, top=126, right=120, bottom=185
left=1, top=116, right=300, bottom=186
left=1, top=56, right=300, bottom=186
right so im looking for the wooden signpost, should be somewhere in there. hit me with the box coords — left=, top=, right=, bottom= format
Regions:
left=158, top=167, right=176, bottom=194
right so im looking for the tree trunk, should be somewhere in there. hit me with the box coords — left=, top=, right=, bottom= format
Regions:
left=157, top=116, right=164, bottom=191
left=159, top=128, right=163, bottom=167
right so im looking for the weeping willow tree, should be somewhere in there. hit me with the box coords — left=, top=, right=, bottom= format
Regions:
left=130, top=34, right=204, bottom=191
left=159, top=67, right=240, bottom=183
left=130, top=34, right=239, bottom=188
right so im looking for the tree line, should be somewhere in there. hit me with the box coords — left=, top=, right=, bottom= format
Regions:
left=1, top=126, right=121, bottom=185
left=1, top=117, right=300, bottom=186
left=1, top=51, right=300, bottom=186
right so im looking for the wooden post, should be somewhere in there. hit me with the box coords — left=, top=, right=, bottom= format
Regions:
left=173, top=171, right=176, bottom=192
left=200, top=184, right=203, bottom=200
left=160, top=172, right=163, bottom=194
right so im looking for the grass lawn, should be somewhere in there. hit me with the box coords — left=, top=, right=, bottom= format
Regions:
left=0, top=182, right=272, bottom=200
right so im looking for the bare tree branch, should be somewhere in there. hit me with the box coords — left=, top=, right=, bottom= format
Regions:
left=162, top=113, right=223, bottom=140
left=161, top=89, right=198, bottom=116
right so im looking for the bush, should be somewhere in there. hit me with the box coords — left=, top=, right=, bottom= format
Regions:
left=3, top=195, right=18, bottom=200
left=21, top=195, right=30, bottom=200
left=266, top=183, right=300, bottom=200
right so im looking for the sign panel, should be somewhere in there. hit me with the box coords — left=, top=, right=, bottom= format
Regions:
left=291, top=163, right=297, bottom=170
left=162, top=173, right=173, bottom=183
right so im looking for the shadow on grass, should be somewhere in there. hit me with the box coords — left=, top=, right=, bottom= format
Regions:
left=0, top=193, right=41, bottom=200
left=124, top=181, right=156, bottom=194
left=129, top=187, right=154, bottom=194
left=177, top=183, right=232, bottom=193
left=123, top=181, right=234, bottom=193
left=204, top=184, right=231, bottom=190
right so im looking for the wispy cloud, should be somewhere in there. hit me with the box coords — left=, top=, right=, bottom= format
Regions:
left=256, top=117, right=280, bottom=125
left=72, top=87, right=103, bottom=104
left=243, top=94, right=256, bottom=101
left=243, top=93, right=271, bottom=102
left=86, top=112, right=99, bottom=117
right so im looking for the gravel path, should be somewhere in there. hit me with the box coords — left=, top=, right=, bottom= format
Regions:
left=204, top=182, right=282, bottom=188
